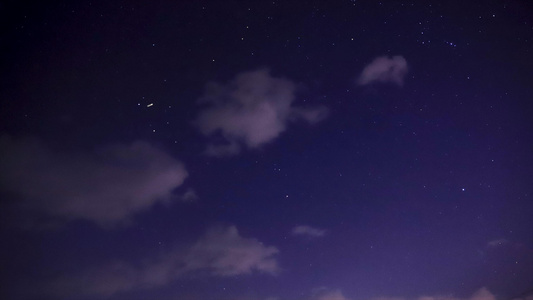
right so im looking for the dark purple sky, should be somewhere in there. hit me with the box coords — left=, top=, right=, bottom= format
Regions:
left=1, top=1, right=532, bottom=300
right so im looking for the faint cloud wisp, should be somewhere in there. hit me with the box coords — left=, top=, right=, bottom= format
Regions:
left=292, top=225, right=327, bottom=238
left=487, top=238, right=509, bottom=247
left=357, top=55, right=408, bottom=86
left=313, top=289, right=352, bottom=300
left=45, top=225, right=279, bottom=298
left=372, top=287, right=496, bottom=300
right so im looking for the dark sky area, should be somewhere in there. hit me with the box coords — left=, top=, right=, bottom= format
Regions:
left=1, top=1, right=532, bottom=300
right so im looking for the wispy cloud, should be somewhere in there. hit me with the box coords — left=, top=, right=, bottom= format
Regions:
left=312, top=289, right=351, bottom=300
left=487, top=238, right=509, bottom=247
left=195, top=69, right=328, bottom=156
left=372, top=288, right=496, bottom=300
left=308, top=287, right=353, bottom=300
left=180, top=188, right=199, bottom=202
left=292, top=225, right=327, bottom=238
left=467, top=288, right=496, bottom=300
left=305, top=287, right=497, bottom=300
left=184, top=225, right=279, bottom=276
left=418, top=288, right=495, bottom=300
left=0, top=136, right=188, bottom=227
left=357, top=55, right=408, bottom=86
left=44, top=225, right=279, bottom=298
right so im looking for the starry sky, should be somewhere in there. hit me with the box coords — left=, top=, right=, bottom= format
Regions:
left=1, top=1, right=533, bottom=300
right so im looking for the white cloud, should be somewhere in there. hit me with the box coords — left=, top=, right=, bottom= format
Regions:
left=357, top=55, right=408, bottom=86
left=0, top=135, right=188, bottom=227
left=45, top=225, right=279, bottom=297
left=195, top=69, right=328, bottom=155
left=292, top=225, right=327, bottom=238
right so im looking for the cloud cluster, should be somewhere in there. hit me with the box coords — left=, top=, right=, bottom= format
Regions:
left=195, top=69, right=328, bottom=156
left=305, top=287, right=497, bottom=300
left=45, top=225, right=279, bottom=298
left=357, top=55, right=408, bottom=86
left=0, top=136, right=188, bottom=227
left=373, top=288, right=496, bottom=300
left=292, top=225, right=327, bottom=238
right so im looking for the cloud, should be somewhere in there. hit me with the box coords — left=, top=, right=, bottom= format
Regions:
left=306, top=288, right=496, bottom=300
left=292, top=225, right=327, bottom=238
left=416, top=288, right=495, bottom=300
left=195, top=69, right=328, bottom=156
left=180, top=188, right=198, bottom=202
left=487, top=238, right=509, bottom=247
left=0, top=136, right=188, bottom=227
left=469, top=288, right=496, bottom=300
left=357, top=55, right=408, bottom=86
left=183, top=225, right=280, bottom=276
left=311, top=289, right=351, bottom=300
left=373, top=288, right=496, bottom=300
left=44, top=225, right=279, bottom=298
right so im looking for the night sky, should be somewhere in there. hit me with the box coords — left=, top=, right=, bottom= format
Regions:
left=1, top=1, right=533, bottom=300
